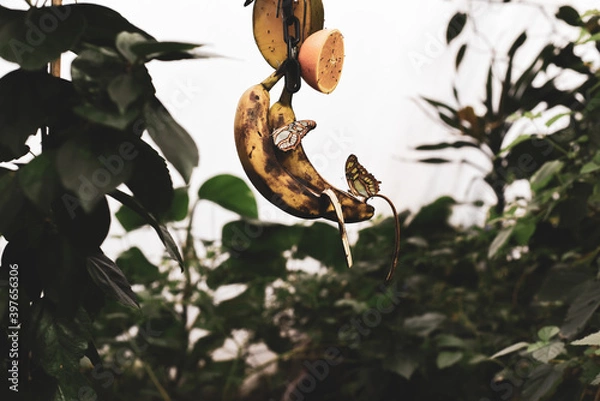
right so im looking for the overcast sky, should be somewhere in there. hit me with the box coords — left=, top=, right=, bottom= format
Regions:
left=0, top=0, right=597, bottom=260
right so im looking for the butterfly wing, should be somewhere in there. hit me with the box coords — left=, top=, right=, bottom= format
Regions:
left=272, top=120, right=317, bottom=151
left=345, top=154, right=381, bottom=198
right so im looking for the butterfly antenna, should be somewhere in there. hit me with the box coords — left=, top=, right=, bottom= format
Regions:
left=322, top=188, right=353, bottom=269
left=371, top=193, right=400, bottom=282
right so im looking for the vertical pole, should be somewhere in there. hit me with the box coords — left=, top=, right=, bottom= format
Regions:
left=49, top=0, right=62, bottom=77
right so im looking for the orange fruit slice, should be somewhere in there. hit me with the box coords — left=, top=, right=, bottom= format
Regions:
left=298, top=28, right=344, bottom=94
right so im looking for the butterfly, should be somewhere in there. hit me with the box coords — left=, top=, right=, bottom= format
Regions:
left=271, top=120, right=316, bottom=152
left=345, top=154, right=381, bottom=198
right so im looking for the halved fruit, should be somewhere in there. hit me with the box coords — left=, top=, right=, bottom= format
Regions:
left=252, top=0, right=325, bottom=69
left=298, top=28, right=344, bottom=94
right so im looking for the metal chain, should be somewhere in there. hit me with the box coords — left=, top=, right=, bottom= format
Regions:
left=279, top=0, right=302, bottom=93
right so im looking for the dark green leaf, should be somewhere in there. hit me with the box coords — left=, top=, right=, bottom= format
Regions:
left=436, top=351, right=463, bottom=369
left=198, top=174, right=258, bottom=218
left=86, top=252, right=139, bottom=308
left=17, top=153, right=60, bottom=213
left=0, top=170, right=25, bottom=237
left=294, top=222, right=347, bottom=271
left=556, top=6, right=581, bottom=27
left=73, top=104, right=139, bottom=130
left=55, top=129, right=135, bottom=211
left=116, top=247, right=162, bottom=286
left=0, top=69, right=75, bottom=162
left=69, top=4, right=154, bottom=49
left=521, top=364, right=565, bottom=401
left=125, top=138, right=174, bottom=216
left=560, top=280, right=600, bottom=338
left=446, top=12, right=467, bottom=44
left=383, top=349, right=420, bottom=380
left=162, top=187, right=189, bottom=222
left=530, top=160, right=564, bottom=192
left=109, top=189, right=184, bottom=271
left=0, top=6, right=85, bottom=69
left=404, top=312, right=446, bottom=337
left=418, top=158, right=452, bottom=164
left=130, top=40, right=205, bottom=61
left=31, top=299, right=91, bottom=382
left=221, top=219, right=302, bottom=255
left=488, top=226, right=514, bottom=259
left=52, top=193, right=111, bottom=250
left=513, top=219, right=536, bottom=245
left=115, top=205, right=147, bottom=232
left=455, top=43, right=467, bottom=69
left=207, top=253, right=287, bottom=287
left=415, top=141, right=479, bottom=151
left=144, top=97, right=199, bottom=183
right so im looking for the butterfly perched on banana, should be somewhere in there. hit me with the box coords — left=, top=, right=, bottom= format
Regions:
left=344, top=154, right=400, bottom=282
left=345, top=154, right=382, bottom=199
left=271, top=120, right=317, bottom=151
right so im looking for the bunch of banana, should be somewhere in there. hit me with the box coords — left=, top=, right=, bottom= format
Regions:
left=233, top=71, right=374, bottom=225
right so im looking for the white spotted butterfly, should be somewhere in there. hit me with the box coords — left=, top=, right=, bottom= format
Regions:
left=345, top=154, right=381, bottom=198
left=271, top=120, right=317, bottom=152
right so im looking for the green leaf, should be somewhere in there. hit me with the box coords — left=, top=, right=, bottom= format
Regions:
left=86, top=252, right=139, bottom=308
left=436, top=334, right=467, bottom=349
left=455, top=43, right=467, bottom=69
left=436, top=351, right=463, bottom=369
left=415, top=141, right=479, bottom=151
left=490, top=342, right=530, bottom=359
left=560, top=280, right=600, bottom=338
left=0, top=6, right=85, bottom=69
left=143, top=98, right=199, bottom=183
left=538, top=326, right=560, bottom=342
left=221, top=219, right=302, bottom=255
left=55, top=129, right=135, bottom=212
left=69, top=4, right=154, bottom=49
left=116, top=247, right=162, bottom=286
left=530, top=160, right=564, bottom=192
left=294, top=222, right=347, bottom=271
left=513, top=219, right=536, bottom=245
left=488, top=226, right=514, bottom=259
left=115, top=204, right=146, bottom=231
left=0, top=69, right=75, bottom=162
left=383, top=350, right=420, bottom=380
left=18, top=153, right=60, bottom=213
left=572, top=331, right=600, bottom=346
left=556, top=6, right=581, bottom=27
left=531, top=341, right=564, bottom=364
left=545, top=112, right=571, bottom=127
left=109, top=189, right=184, bottom=271
left=404, top=312, right=446, bottom=337
left=161, top=187, right=190, bottom=222
left=198, top=174, right=258, bottom=218
left=580, top=161, right=600, bottom=174
left=521, top=364, right=565, bottom=401
left=130, top=40, right=205, bottom=61
left=107, top=73, right=149, bottom=114
left=125, top=138, right=174, bottom=216
left=446, top=12, right=467, bottom=44
left=31, top=299, right=91, bottom=381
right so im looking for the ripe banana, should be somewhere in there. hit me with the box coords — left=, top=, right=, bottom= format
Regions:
left=252, top=0, right=324, bottom=69
left=269, top=88, right=374, bottom=223
left=234, top=72, right=373, bottom=223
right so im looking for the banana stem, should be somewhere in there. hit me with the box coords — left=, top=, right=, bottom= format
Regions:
left=261, top=69, right=285, bottom=91
left=370, top=193, right=400, bottom=282
left=279, top=87, right=294, bottom=107
left=322, top=188, right=353, bottom=269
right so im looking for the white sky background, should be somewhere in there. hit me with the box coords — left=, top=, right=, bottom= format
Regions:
left=0, top=0, right=598, bottom=262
